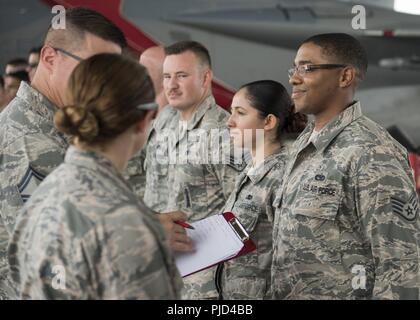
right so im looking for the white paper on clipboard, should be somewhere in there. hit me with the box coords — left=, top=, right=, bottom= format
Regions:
left=174, top=214, right=246, bottom=277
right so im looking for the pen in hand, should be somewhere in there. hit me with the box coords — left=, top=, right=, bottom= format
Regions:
left=175, top=220, right=195, bottom=230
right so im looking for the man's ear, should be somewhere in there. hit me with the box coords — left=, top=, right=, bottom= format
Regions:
left=134, top=109, right=156, bottom=134
left=40, top=46, right=57, bottom=75
left=339, top=66, right=356, bottom=88
left=264, top=114, right=277, bottom=131
left=202, top=68, right=213, bottom=88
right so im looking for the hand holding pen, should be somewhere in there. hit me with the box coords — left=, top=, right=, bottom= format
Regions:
left=158, top=211, right=194, bottom=252
left=175, top=220, right=195, bottom=230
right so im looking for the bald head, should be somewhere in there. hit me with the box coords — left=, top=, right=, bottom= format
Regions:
left=140, top=46, right=167, bottom=109
left=140, top=46, right=165, bottom=90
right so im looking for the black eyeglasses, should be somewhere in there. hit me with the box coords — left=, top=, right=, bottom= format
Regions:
left=53, top=47, right=83, bottom=62
left=288, top=64, right=347, bottom=78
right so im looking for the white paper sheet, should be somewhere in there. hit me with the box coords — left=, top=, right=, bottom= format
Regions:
left=174, top=214, right=244, bottom=277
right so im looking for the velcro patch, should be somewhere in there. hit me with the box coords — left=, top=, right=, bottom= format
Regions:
left=391, top=192, right=419, bottom=222
left=17, top=166, right=46, bottom=203
left=226, top=155, right=247, bottom=172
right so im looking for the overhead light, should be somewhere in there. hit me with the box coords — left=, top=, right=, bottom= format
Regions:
left=394, top=0, right=420, bottom=15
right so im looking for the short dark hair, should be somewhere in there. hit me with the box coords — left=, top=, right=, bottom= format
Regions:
left=6, top=58, right=28, bottom=67
left=44, top=7, right=127, bottom=51
left=302, top=33, right=368, bottom=79
left=7, top=70, right=30, bottom=83
left=0, top=75, right=4, bottom=89
left=164, top=40, right=211, bottom=68
left=240, top=80, right=307, bottom=141
left=29, top=46, right=42, bottom=55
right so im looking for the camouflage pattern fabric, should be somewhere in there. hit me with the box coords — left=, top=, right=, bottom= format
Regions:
left=0, top=82, right=68, bottom=299
left=144, top=95, right=246, bottom=299
left=217, top=147, right=288, bottom=299
left=125, top=147, right=147, bottom=200
left=8, top=146, right=182, bottom=299
left=271, top=102, right=420, bottom=300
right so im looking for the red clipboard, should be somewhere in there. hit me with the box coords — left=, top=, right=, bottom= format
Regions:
left=221, top=211, right=256, bottom=260
left=180, top=212, right=256, bottom=277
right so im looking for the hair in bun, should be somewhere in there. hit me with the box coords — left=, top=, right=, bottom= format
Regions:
left=54, top=105, right=98, bottom=142
left=239, top=80, right=308, bottom=141
left=54, top=53, right=155, bottom=146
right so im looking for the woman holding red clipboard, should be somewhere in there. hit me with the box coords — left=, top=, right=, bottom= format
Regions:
left=215, top=80, right=307, bottom=300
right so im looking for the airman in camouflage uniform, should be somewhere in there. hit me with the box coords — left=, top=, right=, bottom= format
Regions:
left=0, top=8, right=127, bottom=299
left=144, top=95, right=245, bottom=299
left=216, top=147, right=288, bottom=299
left=271, top=33, right=419, bottom=300
left=143, top=40, right=248, bottom=299
left=8, top=146, right=182, bottom=299
left=271, top=102, right=419, bottom=299
left=124, top=46, right=169, bottom=199
left=0, top=82, right=68, bottom=299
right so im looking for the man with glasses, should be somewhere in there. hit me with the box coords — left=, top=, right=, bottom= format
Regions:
left=270, top=33, right=419, bottom=299
left=0, top=7, right=126, bottom=299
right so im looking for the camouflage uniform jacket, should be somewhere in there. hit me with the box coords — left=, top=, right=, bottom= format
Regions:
left=271, top=102, right=420, bottom=300
left=217, top=147, right=288, bottom=299
left=8, top=146, right=182, bottom=299
left=144, top=95, right=246, bottom=299
left=0, top=82, right=68, bottom=299
left=125, top=146, right=147, bottom=200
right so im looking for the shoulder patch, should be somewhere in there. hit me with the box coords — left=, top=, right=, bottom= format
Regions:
left=226, top=155, right=247, bottom=172
left=17, top=166, right=46, bottom=203
left=391, top=192, right=418, bottom=222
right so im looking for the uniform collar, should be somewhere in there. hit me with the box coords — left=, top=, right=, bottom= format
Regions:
left=301, top=101, right=363, bottom=153
left=16, top=81, right=57, bottom=121
left=65, top=146, right=121, bottom=178
left=246, top=147, right=287, bottom=184
left=153, top=95, right=216, bottom=132
left=186, top=95, right=215, bottom=131
left=153, top=105, right=176, bottom=131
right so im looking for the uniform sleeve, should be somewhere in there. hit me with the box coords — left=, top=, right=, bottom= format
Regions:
left=0, top=133, right=65, bottom=235
left=355, top=150, right=419, bottom=300
left=0, top=221, right=16, bottom=299
left=207, top=131, right=248, bottom=200
left=85, top=206, right=177, bottom=299
left=124, top=147, right=147, bottom=199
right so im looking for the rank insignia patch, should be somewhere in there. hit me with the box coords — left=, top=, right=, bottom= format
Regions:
left=17, top=166, right=46, bottom=203
left=391, top=193, right=419, bottom=222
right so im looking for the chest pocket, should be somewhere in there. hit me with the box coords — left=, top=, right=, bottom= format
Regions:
left=149, top=143, right=169, bottom=177
left=235, top=195, right=261, bottom=234
left=154, top=162, right=168, bottom=177
left=147, top=129, right=171, bottom=177
left=291, top=177, right=343, bottom=240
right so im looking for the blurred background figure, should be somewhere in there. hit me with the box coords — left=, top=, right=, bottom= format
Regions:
left=4, top=58, right=28, bottom=75
left=139, top=46, right=168, bottom=111
left=0, top=76, right=8, bottom=112
left=3, top=70, right=29, bottom=104
left=26, top=46, right=41, bottom=82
